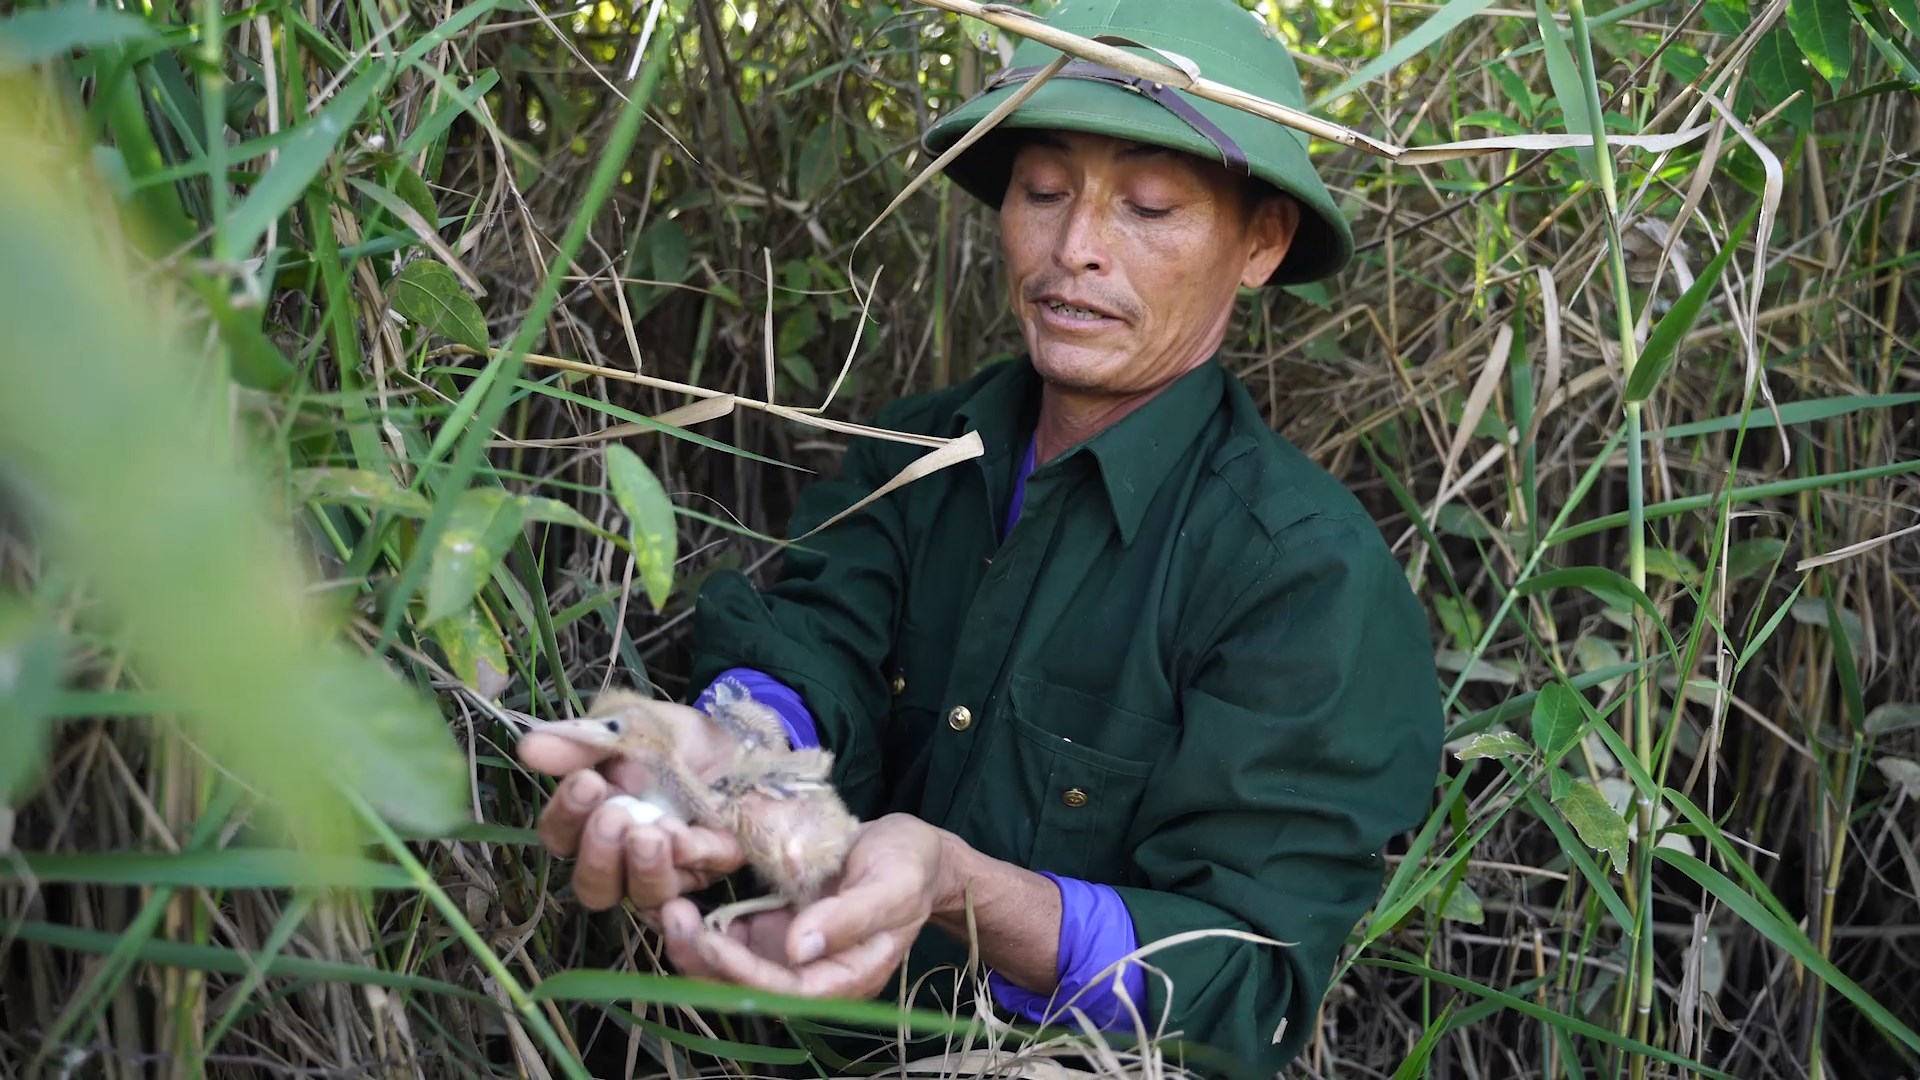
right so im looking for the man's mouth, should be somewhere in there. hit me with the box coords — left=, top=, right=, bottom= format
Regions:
left=1043, top=300, right=1107, bottom=321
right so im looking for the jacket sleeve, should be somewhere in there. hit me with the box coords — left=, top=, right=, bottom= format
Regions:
left=1112, top=512, right=1442, bottom=1075
left=685, top=398, right=932, bottom=818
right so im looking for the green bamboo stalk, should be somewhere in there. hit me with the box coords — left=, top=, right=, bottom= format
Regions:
left=1561, top=0, right=1659, bottom=1068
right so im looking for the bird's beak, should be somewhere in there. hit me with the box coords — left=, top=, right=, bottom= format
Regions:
left=530, top=717, right=622, bottom=748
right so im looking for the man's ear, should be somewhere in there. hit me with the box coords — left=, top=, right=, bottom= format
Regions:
left=1240, top=193, right=1301, bottom=288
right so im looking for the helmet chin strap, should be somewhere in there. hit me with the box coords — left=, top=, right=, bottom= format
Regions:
left=977, top=59, right=1251, bottom=176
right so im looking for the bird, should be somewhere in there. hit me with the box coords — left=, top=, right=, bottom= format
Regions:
left=528, top=680, right=860, bottom=935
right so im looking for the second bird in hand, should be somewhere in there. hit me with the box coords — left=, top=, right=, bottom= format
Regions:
left=531, top=678, right=860, bottom=934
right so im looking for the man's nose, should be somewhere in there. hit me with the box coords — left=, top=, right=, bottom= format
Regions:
left=1052, top=197, right=1110, bottom=274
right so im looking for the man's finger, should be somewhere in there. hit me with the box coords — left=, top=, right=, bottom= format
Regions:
left=571, top=801, right=635, bottom=910
left=786, top=860, right=928, bottom=965
left=536, top=769, right=608, bottom=857
left=669, top=823, right=745, bottom=875
left=518, top=731, right=615, bottom=776
left=681, top=926, right=806, bottom=995
left=790, top=930, right=910, bottom=1001
left=658, top=899, right=725, bottom=979
left=622, top=825, right=687, bottom=909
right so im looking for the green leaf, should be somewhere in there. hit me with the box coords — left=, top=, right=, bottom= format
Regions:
left=795, top=123, right=839, bottom=200
left=0, top=1, right=159, bottom=73
left=0, top=594, right=63, bottom=805
left=779, top=353, right=819, bottom=393
left=1878, top=756, right=1920, bottom=795
left=776, top=306, right=819, bottom=357
left=606, top=444, right=678, bottom=612
left=1727, top=536, right=1787, bottom=581
left=1531, top=682, right=1585, bottom=760
left=289, top=467, right=431, bottom=516
left=1644, top=548, right=1703, bottom=584
left=430, top=605, right=511, bottom=700
left=642, top=217, right=691, bottom=285
left=1624, top=204, right=1758, bottom=403
left=314, top=653, right=470, bottom=837
left=1440, top=880, right=1485, bottom=924
left=225, top=65, right=384, bottom=257
left=382, top=159, right=440, bottom=226
left=1788, top=0, right=1854, bottom=87
left=516, top=494, right=602, bottom=533
left=1573, top=636, right=1627, bottom=694
left=1552, top=776, right=1630, bottom=873
left=1890, top=0, right=1920, bottom=35
left=424, top=488, right=525, bottom=626
left=1435, top=649, right=1520, bottom=685
left=1865, top=703, right=1920, bottom=735
left=1432, top=594, right=1484, bottom=651
left=1454, top=731, right=1533, bottom=761
left=1789, top=595, right=1864, bottom=653
left=391, top=258, right=489, bottom=353
left=1748, top=26, right=1818, bottom=130
left=1435, top=502, right=1497, bottom=539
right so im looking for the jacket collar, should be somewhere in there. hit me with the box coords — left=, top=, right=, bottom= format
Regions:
left=952, top=353, right=1227, bottom=546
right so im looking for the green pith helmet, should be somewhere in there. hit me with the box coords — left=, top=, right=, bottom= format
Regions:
left=922, top=0, right=1352, bottom=285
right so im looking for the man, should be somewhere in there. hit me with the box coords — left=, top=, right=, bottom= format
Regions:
left=518, top=0, right=1443, bottom=1073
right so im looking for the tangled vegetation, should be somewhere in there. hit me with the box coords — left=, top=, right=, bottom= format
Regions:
left=2, top=0, right=1919, bottom=1076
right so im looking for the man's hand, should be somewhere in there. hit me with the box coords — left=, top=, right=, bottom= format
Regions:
left=517, top=698, right=749, bottom=912
left=655, top=813, right=955, bottom=1000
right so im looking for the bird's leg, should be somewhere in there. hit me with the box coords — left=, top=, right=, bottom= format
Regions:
left=703, top=893, right=793, bottom=936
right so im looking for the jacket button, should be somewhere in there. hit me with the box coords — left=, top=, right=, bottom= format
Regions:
left=1062, top=788, right=1089, bottom=808
left=946, top=705, right=973, bottom=731
left=891, top=675, right=906, bottom=695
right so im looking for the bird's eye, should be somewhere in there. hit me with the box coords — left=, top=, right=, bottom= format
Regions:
left=603, top=719, right=621, bottom=733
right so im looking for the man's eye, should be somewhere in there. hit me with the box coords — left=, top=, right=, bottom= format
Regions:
left=1133, top=203, right=1173, bottom=219
left=1024, top=188, right=1066, bottom=204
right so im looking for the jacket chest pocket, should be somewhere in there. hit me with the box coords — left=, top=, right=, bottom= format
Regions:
left=983, top=675, right=1177, bottom=884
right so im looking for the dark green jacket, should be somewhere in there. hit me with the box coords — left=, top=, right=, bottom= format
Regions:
left=689, top=354, right=1442, bottom=1075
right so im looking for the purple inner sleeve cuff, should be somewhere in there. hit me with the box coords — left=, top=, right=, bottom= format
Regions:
left=695, top=668, right=820, bottom=750
left=988, top=873, right=1146, bottom=1031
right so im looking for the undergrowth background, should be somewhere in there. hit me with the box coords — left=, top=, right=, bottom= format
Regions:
left=3, top=0, right=1920, bottom=1077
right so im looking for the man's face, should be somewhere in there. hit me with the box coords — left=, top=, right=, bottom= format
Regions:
left=998, top=130, right=1300, bottom=398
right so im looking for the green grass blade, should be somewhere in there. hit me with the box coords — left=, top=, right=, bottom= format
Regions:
left=531, top=969, right=986, bottom=1036
left=5, top=919, right=495, bottom=1007
left=224, top=64, right=385, bottom=257
left=4, top=849, right=414, bottom=889
left=1656, top=848, right=1920, bottom=1053
left=1546, top=459, right=1920, bottom=545
left=1357, top=957, right=1732, bottom=1077
left=1316, top=0, right=1499, bottom=104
